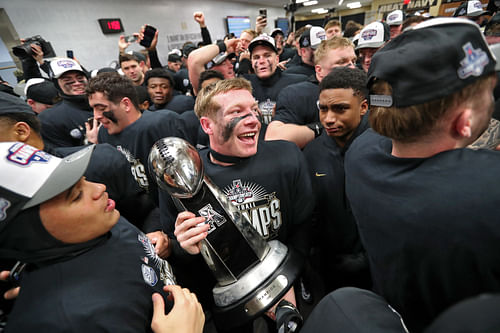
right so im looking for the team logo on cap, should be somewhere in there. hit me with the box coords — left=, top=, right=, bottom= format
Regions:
left=7, top=143, right=50, bottom=166
left=198, top=203, right=226, bottom=234
left=361, top=29, right=378, bottom=40
left=457, top=42, right=489, bottom=79
left=141, top=264, right=158, bottom=286
left=56, top=59, right=76, bottom=69
left=473, top=2, right=482, bottom=9
left=0, top=198, right=11, bottom=222
left=388, top=13, right=399, bottom=20
left=316, top=30, right=326, bottom=40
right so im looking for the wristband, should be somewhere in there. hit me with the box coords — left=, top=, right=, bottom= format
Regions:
left=217, top=41, right=227, bottom=54
left=306, top=122, right=323, bottom=138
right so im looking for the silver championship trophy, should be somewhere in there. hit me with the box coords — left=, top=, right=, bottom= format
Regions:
left=149, top=137, right=302, bottom=330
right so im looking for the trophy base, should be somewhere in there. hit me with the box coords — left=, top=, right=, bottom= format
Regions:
left=212, top=243, right=303, bottom=331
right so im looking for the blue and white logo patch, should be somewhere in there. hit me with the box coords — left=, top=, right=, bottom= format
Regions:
left=0, top=198, right=11, bottom=222
left=7, top=143, right=50, bottom=166
left=457, top=42, right=489, bottom=79
left=361, top=29, right=378, bottom=41
left=388, top=13, right=399, bottom=21
left=57, top=59, right=77, bottom=69
left=141, top=264, right=158, bottom=286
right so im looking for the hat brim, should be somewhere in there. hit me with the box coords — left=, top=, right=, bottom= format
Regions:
left=468, top=10, right=490, bottom=16
left=23, top=145, right=95, bottom=209
left=53, top=69, right=86, bottom=79
left=356, top=41, right=385, bottom=50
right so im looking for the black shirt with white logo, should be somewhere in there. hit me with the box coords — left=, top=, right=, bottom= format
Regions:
left=243, top=70, right=307, bottom=124
left=158, top=140, right=314, bottom=309
left=5, top=218, right=174, bottom=333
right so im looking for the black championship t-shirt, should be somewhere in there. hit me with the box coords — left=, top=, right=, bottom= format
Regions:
left=160, top=140, right=314, bottom=255
left=243, top=70, right=307, bottom=124
left=5, top=218, right=175, bottom=333
left=345, top=129, right=500, bottom=332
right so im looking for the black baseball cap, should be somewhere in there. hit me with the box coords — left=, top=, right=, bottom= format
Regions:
left=0, top=91, right=35, bottom=115
left=271, top=28, right=285, bottom=38
left=368, top=17, right=496, bottom=108
left=24, top=79, right=59, bottom=105
left=182, top=43, right=197, bottom=58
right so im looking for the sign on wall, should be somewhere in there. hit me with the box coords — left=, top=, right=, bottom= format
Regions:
left=377, top=0, right=437, bottom=13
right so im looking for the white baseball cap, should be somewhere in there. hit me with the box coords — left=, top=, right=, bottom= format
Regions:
left=356, top=21, right=390, bottom=49
left=454, top=0, right=489, bottom=17
left=387, top=10, right=404, bottom=26
left=299, top=26, right=327, bottom=49
left=249, top=34, right=278, bottom=53
left=50, top=58, right=85, bottom=79
left=0, top=142, right=94, bottom=226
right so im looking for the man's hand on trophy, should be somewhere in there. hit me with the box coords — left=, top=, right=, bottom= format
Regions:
left=147, top=230, right=172, bottom=258
left=174, top=211, right=210, bottom=255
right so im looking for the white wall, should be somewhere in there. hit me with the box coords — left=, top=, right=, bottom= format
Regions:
left=0, top=0, right=285, bottom=70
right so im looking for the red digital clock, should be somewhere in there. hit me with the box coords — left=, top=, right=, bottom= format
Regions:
left=98, top=18, right=124, bottom=34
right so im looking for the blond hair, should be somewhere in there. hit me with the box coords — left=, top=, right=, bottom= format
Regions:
left=194, top=78, right=253, bottom=118
left=241, top=29, right=258, bottom=39
left=369, top=74, right=495, bottom=143
left=324, top=19, right=341, bottom=31
left=314, top=36, right=354, bottom=65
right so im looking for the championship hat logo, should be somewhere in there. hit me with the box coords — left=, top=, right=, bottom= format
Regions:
left=316, top=30, right=326, bottom=41
left=388, top=13, right=399, bottom=21
left=361, top=29, right=378, bottom=41
left=7, top=143, right=50, bottom=166
left=57, top=59, right=77, bottom=69
left=457, top=42, right=489, bottom=79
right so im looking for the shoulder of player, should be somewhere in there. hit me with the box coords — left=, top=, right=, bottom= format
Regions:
left=38, top=101, right=86, bottom=121
left=277, top=80, right=317, bottom=98
left=259, top=139, right=301, bottom=158
left=280, top=72, right=308, bottom=83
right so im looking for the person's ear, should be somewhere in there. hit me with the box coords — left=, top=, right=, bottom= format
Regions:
left=360, top=98, right=368, bottom=116
left=455, top=108, right=472, bottom=138
left=120, top=97, right=132, bottom=112
left=13, top=122, right=32, bottom=142
left=199, top=116, right=214, bottom=135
